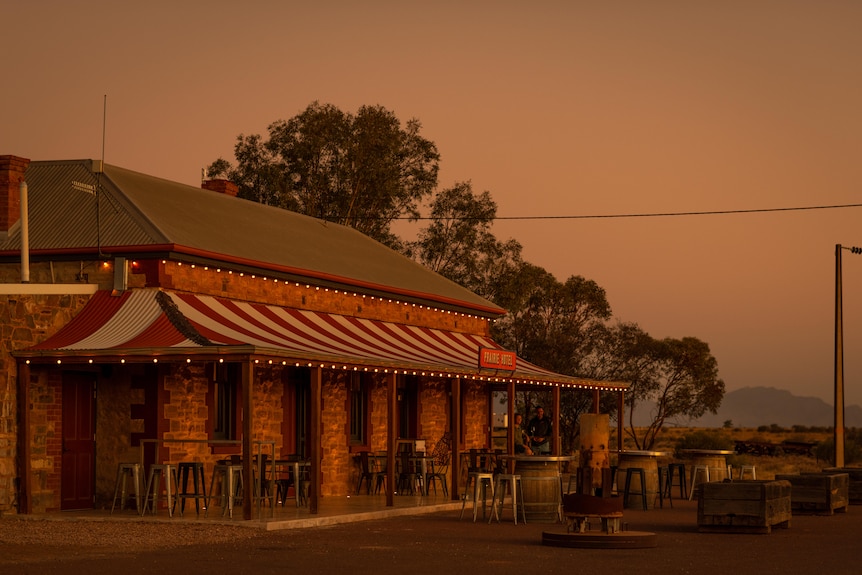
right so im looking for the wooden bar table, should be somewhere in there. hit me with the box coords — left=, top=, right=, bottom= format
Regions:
left=615, top=450, right=669, bottom=510
left=681, top=449, right=734, bottom=497
left=511, top=455, right=577, bottom=523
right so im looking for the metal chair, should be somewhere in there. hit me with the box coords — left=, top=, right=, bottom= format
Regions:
left=356, top=452, right=376, bottom=495
left=425, top=454, right=449, bottom=496
left=396, top=451, right=423, bottom=495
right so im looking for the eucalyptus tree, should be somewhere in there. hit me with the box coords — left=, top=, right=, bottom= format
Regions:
left=633, top=336, right=724, bottom=449
left=405, top=181, right=522, bottom=299
left=208, top=101, right=439, bottom=247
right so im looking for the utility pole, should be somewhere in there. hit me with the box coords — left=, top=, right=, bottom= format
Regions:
left=835, top=244, right=862, bottom=467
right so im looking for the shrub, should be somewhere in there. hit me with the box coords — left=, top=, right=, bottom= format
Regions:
left=814, top=437, right=862, bottom=465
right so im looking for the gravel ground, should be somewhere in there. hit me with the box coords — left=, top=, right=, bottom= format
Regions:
left=0, top=516, right=261, bottom=565
left=2, top=500, right=860, bottom=575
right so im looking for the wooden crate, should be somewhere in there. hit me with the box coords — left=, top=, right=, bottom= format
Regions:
left=775, top=472, right=849, bottom=515
left=823, top=467, right=862, bottom=504
left=697, top=480, right=792, bottom=534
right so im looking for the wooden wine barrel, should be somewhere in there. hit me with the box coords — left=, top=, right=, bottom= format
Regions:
left=513, top=455, right=577, bottom=523
left=678, top=449, right=733, bottom=498
left=615, top=451, right=668, bottom=510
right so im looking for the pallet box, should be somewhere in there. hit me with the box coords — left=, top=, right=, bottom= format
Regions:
left=697, top=480, right=792, bottom=534
left=775, top=472, right=849, bottom=515
left=823, top=467, right=862, bottom=504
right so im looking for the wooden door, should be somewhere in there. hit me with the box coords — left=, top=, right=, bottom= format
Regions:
left=61, top=372, right=95, bottom=510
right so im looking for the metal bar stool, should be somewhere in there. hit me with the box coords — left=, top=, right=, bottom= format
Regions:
left=489, top=473, right=526, bottom=525
left=110, top=462, right=143, bottom=515
left=622, top=467, right=648, bottom=510
left=459, top=471, right=494, bottom=522
left=689, top=465, right=710, bottom=500
left=657, top=465, right=671, bottom=508
left=209, top=461, right=243, bottom=518
left=667, top=463, right=687, bottom=499
left=177, top=461, right=208, bottom=516
left=142, top=463, right=179, bottom=517
left=739, top=465, right=756, bottom=479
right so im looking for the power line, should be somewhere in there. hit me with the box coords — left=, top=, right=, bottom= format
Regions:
left=393, top=202, right=862, bottom=221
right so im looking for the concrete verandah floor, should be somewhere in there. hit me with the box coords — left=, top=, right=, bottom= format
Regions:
left=50, top=491, right=466, bottom=531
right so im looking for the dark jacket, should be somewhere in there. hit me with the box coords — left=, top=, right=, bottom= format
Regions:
left=528, top=416, right=552, bottom=445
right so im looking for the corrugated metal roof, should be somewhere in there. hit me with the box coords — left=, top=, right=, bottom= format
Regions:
left=0, top=159, right=503, bottom=315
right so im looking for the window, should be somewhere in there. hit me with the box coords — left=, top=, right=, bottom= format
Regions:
left=397, top=375, right=419, bottom=439
left=212, top=363, right=238, bottom=440
left=348, top=372, right=368, bottom=446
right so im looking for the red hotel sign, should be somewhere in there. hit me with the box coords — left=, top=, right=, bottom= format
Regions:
left=479, top=348, right=517, bottom=371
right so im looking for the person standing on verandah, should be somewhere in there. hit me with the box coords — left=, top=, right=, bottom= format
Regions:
left=528, top=407, right=552, bottom=455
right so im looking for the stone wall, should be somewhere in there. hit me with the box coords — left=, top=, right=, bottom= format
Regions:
left=28, top=369, right=62, bottom=513
left=321, top=372, right=348, bottom=496
left=462, top=383, right=491, bottom=449
left=152, top=260, right=491, bottom=335
left=0, top=293, right=91, bottom=514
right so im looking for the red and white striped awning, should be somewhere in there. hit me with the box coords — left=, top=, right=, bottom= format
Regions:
left=21, top=289, right=625, bottom=389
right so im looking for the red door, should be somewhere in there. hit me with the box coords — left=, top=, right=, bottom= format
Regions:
left=61, top=372, right=95, bottom=510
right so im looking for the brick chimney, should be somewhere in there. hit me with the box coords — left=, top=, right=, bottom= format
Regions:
left=202, top=179, right=238, bottom=197
left=0, top=155, right=31, bottom=232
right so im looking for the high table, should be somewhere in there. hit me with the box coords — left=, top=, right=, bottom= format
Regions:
left=510, top=455, right=578, bottom=523
left=615, top=450, right=670, bottom=509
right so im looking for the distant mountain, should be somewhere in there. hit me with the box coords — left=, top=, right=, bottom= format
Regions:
left=635, top=386, right=862, bottom=428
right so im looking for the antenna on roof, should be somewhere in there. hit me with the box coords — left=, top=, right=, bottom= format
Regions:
left=100, top=94, right=107, bottom=173
left=96, top=94, right=107, bottom=258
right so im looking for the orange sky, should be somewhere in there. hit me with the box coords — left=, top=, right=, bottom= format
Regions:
left=4, top=1, right=862, bottom=411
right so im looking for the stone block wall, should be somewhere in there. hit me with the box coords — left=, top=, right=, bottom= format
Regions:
left=419, top=378, right=450, bottom=452
left=154, top=260, right=491, bottom=336
left=462, top=384, right=490, bottom=449
left=321, top=372, right=348, bottom=496
left=95, top=367, right=139, bottom=508
left=0, top=293, right=91, bottom=514
left=29, top=370, right=62, bottom=513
